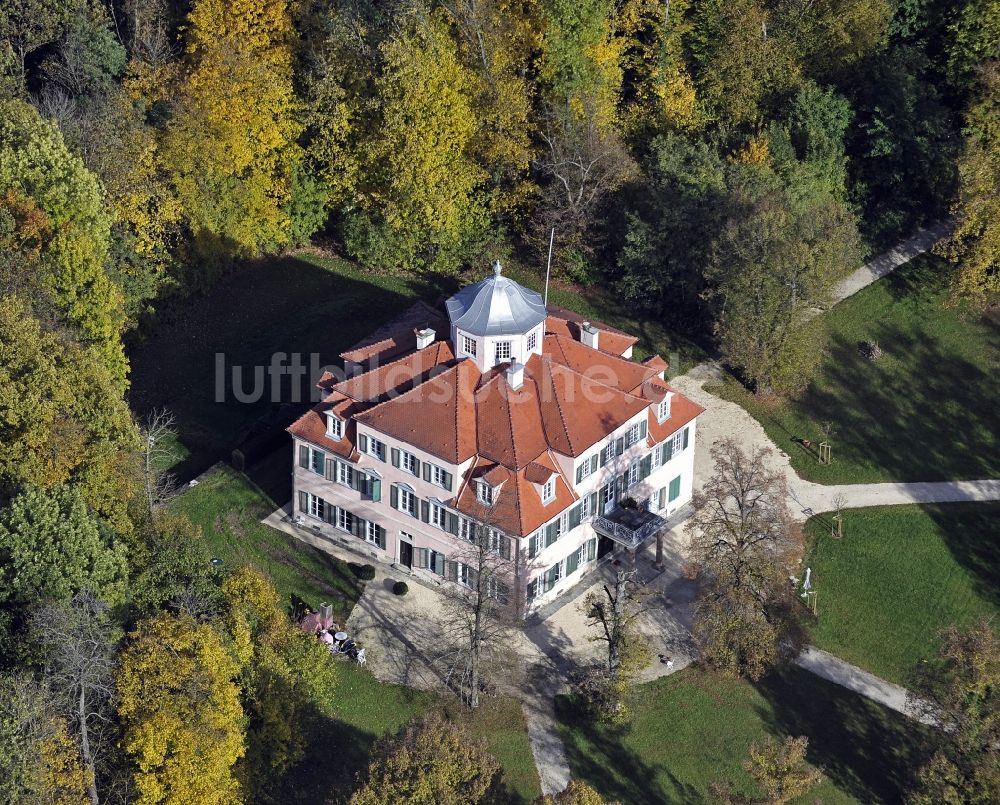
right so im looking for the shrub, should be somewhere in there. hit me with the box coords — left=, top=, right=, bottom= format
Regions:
left=353, top=564, right=376, bottom=581
left=392, top=581, right=409, bottom=596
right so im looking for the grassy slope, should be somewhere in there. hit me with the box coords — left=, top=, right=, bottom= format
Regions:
left=129, top=253, right=707, bottom=478
left=169, top=461, right=361, bottom=621
left=557, top=667, right=932, bottom=805
left=805, top=504, right=1000, bottom=684
left=710, top=256, right=1000, bottom=483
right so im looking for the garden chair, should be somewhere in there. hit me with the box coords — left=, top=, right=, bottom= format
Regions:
left=355, top=648, right=366, bottom=667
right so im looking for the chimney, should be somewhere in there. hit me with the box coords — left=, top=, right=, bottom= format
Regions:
left=580, top=321, right=599, bottom=350
left=506, top=360, right=524, bottom=390
left=416, top=328, right=435, bottom=349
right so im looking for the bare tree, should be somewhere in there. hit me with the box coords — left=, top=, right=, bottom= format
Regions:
left=33, top=592, right=119, bottom=805
left=140, top=408, right=178, bottom=513
left=686, top=439, right=807, bottom=680
left=583, top=560, right=648, bottom=676
left=439, top=504, right=517, bottom=710
left=534, top=98, right=637, bottom=259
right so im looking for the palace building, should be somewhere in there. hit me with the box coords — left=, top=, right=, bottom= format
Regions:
left=288, top=262, right=703, bottom=612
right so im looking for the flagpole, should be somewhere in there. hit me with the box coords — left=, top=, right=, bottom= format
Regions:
left=544, top=227, right=555, bottom=308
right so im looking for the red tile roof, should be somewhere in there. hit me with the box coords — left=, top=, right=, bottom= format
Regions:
left=340, top=300, right=448, bottom=368
left=333, top=340, right=455, bottom=403
left=544, top=310, right=637, bottom=356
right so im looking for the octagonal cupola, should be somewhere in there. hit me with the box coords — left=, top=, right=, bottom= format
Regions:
left=446, top=260, right=546, bottom=373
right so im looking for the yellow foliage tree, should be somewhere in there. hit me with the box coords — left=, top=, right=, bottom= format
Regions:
left=117, top=612, right=245, bottom=805
left=944, top=62, right=1000, bottom=305
left=345, top=10, right=488, bottom=272
left=163, top=0, right=302, bottom=256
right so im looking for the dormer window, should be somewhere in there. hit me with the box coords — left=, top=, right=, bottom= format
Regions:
left=326, top=413, right=343, bottom=440
left=494, top=340, right=512, bottom=365
left=657, top=396, right=671, bottom=422
left=477, top=481, right=494, bottom=505
left=541, top=476, right=555, bottom=503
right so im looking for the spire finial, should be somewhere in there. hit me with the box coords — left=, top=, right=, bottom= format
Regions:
left=493, top=259, right=502, bottom=278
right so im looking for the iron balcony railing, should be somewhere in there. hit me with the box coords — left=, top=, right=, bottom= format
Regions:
left=592, top=512, right=667, bottom=550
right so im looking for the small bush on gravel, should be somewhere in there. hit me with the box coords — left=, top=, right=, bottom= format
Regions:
left=350, top=563, right=376, bottom=581
left=392, top=581, right=409, bottom=596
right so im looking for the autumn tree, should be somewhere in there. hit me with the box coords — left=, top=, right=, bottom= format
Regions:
left=117, top=612, right=245, bottom=805
left=442, top=0, right=537, bottom=219
left=711, top=735, right=822, bottom=805
left=163, top=0, right=302, bottom=257
left=942, top=62, right=1000, bottom=305
left=344, top=10, right=488, bottom=273
left=686, top=439, right=807, bottom=680
left=0, top=98, right=126, bottom=385
left=0, top=0, right=71, bottom=93
left=438, top=509, right=517, bottom=710
left=33, top=593, right=119, bottom=805
left=218, top=567, right=337, bottom=799
left=908, top=618, right=999, bottom=804
left=0, top=485, right=128, bottom=609
left=537, top=780, right=621, bottom=804
left=575, top=560, right=651, bottom=724
left=0, top=673, right=91, bottom=805
left=350, top=713, right=501, bottom=805
left=0, top=296, right=139, bottom=531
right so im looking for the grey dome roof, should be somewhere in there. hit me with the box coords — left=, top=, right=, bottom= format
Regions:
left=445, top=262, right=547, bottom=337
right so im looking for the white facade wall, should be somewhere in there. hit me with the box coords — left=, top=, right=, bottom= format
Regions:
left=451, top=325, right=544, bottom=373
left=292, top=414, right=698, bottom=614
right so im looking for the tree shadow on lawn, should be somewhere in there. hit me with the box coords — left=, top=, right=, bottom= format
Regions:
left=554, top=694, right=701, bottom=805
left=754, top=667, right=933, bottom=804
left=802, top=318, right=999, bottom=483
left=128, top=255, right=450, bottom=481
left=921, top=503, right=1000, bottom=611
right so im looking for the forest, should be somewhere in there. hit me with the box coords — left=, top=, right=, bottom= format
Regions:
left=0, top=0, right=998, bottom=803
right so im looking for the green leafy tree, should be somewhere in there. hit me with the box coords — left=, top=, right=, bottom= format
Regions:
left=41, top=0, right=126, bottom=99
left=0, top=296, right=139, bottom=531
left=163, top=0, right=302, bottom=257
left=946, top=0, right=1000, bottom=91
left=350, top=713, right=501, bottom=805
left=0, top=485, right=128, bottom=608
left=117, top=612, right=245, bottom=805
left=783, top=81, right=853, bottom=199
left=344, top=10, right=488, bottom=273
left=537, top=780, right=621, bottom=804
left=909, top=618, right=999, bottom=804
left=0, top=98, right=126, bottom=385
left=707, top=156, right=862, bottom=395
left=0, top=0, right=71, bottom=92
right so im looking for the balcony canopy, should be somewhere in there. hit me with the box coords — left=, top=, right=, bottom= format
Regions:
left=592, top=507, right=668, bottom=550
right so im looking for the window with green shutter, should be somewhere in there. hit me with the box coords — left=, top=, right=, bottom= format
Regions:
left=566, top=549, right=579, bottom=575
left=682, top=427, right=689, bottom=449
left=669, top=475, right=681, bottom=502
left=568, top=504, right=582, bottom=530
left=587, top=538, right=597, bottom=561
left=528, top=533, right=538, bottom=558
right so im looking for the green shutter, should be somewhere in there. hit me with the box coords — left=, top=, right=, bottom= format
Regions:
left=528, top=534, right=537, bottom=558
left=576, top=464, right=584, bottom=484
left=423, top=463, right=432, bottom=482
left=420, top=500, right=430, bottom=522
left=390, top=484, right=398, bottom=509
left=359, top=434, right=368, bottom=454
left=683, top=427, right=689, bottom=449
left=663, top=439, right=674, bottom=463
left=325, top=458, right=335, bottom=480
left=568, top=504, right=582, bottom=530
left=414, top=547, right=428, bottom=568
left=352, top=516, right=363, bottom=537
left=587, top=538, right=597, bottom=561
left=598, top=484, right=609, bottom=514
left=298, top=445, right=309, bottom=468
left=588, top=492, right=598, bottom=516
left=391, top=447, right=400, bottom=467
left=371, top=478, right=382, bottom=502
left=412, top=458, right=421, bottom=477
left=297, top=490, right=307, bottom=512
left=639, top=419, right=647, bottom=439
left=447, top=561, right=458, bottom=582
left=669, top=475, right=681, bottom=502
left=566, top=550, right=579, bottom=575
left=434, top=553, right=445, bottom=576
left=599, top=446, right=608, bottom=467
left=545, top=522, right=557, bottom=547
left=615, top=436, right=625, bottom=455
left=640, top=454, right=652, bottom=479
left=500, top=536, right=511, bottom=560
left=443, top=471, right=453, bottom=491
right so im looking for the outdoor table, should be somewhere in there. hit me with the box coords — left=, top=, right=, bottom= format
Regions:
left=334, top=632, right=348, bottom=642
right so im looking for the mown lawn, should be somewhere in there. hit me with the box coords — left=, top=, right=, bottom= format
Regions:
left=169, top=460, right=361, bottom=621
left=557, top=666, right=932, bottom=805
left=710, top=255, right=1000, bottom=484
left=804, top=504, right=1000, bottom=685
left=128, top=252, right=706, bottom=479
left=280, top=663, right=539, bottom=804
